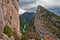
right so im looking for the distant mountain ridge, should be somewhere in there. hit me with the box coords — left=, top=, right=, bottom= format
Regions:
left=19, top=12, right=35, bottom=22
left=48, top=6, right=60, bottom=16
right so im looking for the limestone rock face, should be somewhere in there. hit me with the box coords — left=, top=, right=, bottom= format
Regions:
left=34, top=6, right=60, bottom=40
left=0, top=0, right=21, bottom=40
left=0, top=5, right=4, bottom=40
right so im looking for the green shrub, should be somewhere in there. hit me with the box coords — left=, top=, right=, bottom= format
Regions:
left=21, top=35, right=27, bottom=40
left=13, top=31, right=21, bottom=40
left=35, top=36, right=41, bottom=40
left=26, top=28, right=34, bottom=32
left=4, top=25, right=12, bottom=37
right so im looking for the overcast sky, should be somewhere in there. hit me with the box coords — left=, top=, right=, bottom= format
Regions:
left=19, top=0, right=60, bottom=16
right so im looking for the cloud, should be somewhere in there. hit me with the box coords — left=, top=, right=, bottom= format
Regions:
left=19, top=0, right=37, bottom=10
left=19, top=8, right=26, bottom=14
left=19, top=0, right=60, bottom=15
left=36, top=0, right=60, bottom=7
left=19, top=0, right=37, bottom=7
left=19, top=0, right=60, bottom=9
left=44, top=0, right=60, bottom=5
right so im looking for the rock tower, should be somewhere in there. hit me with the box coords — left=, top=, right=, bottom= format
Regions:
left=0, top=0, right=21, bottom=40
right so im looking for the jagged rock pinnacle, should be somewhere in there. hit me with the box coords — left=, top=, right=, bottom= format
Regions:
left=34, top=5, right=59, bottom=40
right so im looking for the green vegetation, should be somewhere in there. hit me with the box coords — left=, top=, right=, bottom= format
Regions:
left=26, top=28, right=34, bottom=32
left=35, top=36, right=41, bottom=40
left=20, top=15, right=41, bottom=40
left=20, top=18, right=27, bottom=33
left=4, top=24, right=12, bottom=37
left=20, top=17, right=35, bottom=33
left=20, top=18, right=40, bottom=40
left=21, top=27, right=41, bottom=40
left=21, top=35, right=27, bottom=40
left=13, top=31, right=21, bottom=40
left=20, top=18, right=26, bottom=26
left=56, top=33, right=60, bottom=39
left=28, top=17, right=35, bottom=32
left=28, top=17, right=34, bottom=26
left=50, top=12, right=60, bottom=18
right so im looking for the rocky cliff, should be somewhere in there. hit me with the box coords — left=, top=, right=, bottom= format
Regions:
left=34, top=6, right=60, bottom=40
left=0, top=0, right=21, bottom=40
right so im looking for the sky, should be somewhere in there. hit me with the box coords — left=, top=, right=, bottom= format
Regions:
left=19, top=0, right=60, bottom=16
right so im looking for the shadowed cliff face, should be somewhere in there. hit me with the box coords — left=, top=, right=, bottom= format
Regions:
left=34, top=6, right=60, bottom=40
left=0, top=0, right=21, bottom=40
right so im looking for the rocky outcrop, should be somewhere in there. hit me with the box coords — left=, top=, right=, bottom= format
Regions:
left=0, top=0, right=21, bottom=40
left=0, top=0, right=5, bottom=39
left=34, top=6, right=60, bottom=40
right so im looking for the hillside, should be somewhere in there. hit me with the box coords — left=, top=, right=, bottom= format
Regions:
left=19, top=12, right=35, bottom=22
left=19, top=5, right=60, bottom=40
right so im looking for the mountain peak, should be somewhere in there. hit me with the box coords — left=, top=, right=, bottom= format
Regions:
left=34, top=5, right=60, bottom=40
left=37, top=5, right=49, bottom=14
left=38, top=5, right=45, bottom=9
